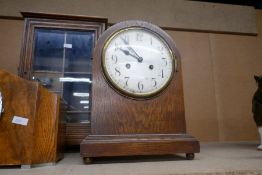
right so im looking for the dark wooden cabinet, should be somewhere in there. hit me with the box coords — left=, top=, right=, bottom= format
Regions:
left=19, top=12, right=107, bottom=146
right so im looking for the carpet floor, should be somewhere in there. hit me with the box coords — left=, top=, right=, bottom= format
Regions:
left=0, top=142, right=261, bottom=175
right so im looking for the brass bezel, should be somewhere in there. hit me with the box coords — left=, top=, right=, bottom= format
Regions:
left=102, top=27, right=177, bottom=99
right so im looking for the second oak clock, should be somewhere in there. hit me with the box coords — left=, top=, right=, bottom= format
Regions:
left=81, top=20, right=199, bottom=162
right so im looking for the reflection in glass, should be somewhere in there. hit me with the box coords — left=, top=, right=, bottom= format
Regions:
left=33, top=29, right=64, bottom=71
left=80, top=100, right=89, bottom=104
left=59, top=77, right=92, bottom=83
left=62, top=74, right=92, bottom=112
left=65, top=112, right=91, bottom=123
left=73, top=92, right=89, bottom=97
left=32, top=28, right=94, bottom=123
left=64, top=31, right=94, bottom=73
left=32, top=72, right=63, bottom=92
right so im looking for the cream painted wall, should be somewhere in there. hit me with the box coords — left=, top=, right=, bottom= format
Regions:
left=208, top=11, right=262, bottom=141
left=0, top=19, right=23, bottom=74
left=0, top=11, right=261, bottom=142
left=167, top=31, right=220, bottom=141
left=0, top=0, right=257, bottom=34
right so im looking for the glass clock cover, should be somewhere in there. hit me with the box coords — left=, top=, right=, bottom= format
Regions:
left=102, top=28, right=176, bottom=98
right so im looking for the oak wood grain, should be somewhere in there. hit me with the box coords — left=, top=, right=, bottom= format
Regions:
left=91, top=20, right=185, bottom=135
left=65, top=123, right=91, bottom=145
left=0, top=69, right=64, bottom=166
left=81, top=20, right=200, bottom=159
left=81, top=134, right=199, bottom=157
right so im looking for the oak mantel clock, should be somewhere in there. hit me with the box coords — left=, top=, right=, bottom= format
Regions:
left=80, top=20, right=199, bottom=162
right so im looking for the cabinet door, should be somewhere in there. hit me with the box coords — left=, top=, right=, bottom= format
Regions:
left=33, top=29, right=64, bottom=72
left=19, top=12, right=107, bottom=146
left=64, top=31, right=94, bottom=73
left=62, top=31, right=94, bottom=124
left=32, top=29, right=95, bottom=124
left=32, top=29, right=64, bottom=93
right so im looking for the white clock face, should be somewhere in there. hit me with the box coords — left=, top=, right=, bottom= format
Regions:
left=102, top=27, right=176, bottom=98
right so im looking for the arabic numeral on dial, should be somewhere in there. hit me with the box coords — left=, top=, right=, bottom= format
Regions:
left=115, top=67, right=121, bottom=76
left=115, top=43, right=120, bottom=51
left=136, top=32, right=143, bottom=41
left=111, top=55, right=118, bottom=64
left=151, top=78, right=157, bottom=87
left=124, top=77, right=130, bottom=86
left=138, top=81, right=144, bottom=91
left=123, top=35, right=129, bottom=44
left=162, top=57, right=168, bottom=66
left=158, top=46, right=164, bottom=54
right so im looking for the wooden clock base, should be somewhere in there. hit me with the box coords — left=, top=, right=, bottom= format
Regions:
left=81, top=133, right=199, bottom=162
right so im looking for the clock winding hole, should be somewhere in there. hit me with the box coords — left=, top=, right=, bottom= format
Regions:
left=126, top=63, right=131, bottom=69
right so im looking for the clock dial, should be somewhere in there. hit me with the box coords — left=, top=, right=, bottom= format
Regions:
left=102, top=27, right=176, bottom=98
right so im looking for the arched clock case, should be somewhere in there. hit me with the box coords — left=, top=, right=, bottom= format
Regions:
left=80, top=20, right=200, bottom=162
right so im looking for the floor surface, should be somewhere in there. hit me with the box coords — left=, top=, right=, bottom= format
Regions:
left=0, top=142, right=262, bottom=175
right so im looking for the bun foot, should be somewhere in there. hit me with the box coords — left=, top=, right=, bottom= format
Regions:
left=83, top=157, right=93, bottom=164
left=186, top=153, right=195, bottom=160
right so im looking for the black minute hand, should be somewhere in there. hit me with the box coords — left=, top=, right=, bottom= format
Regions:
left=119, top=48, right=140, bottom=61
left=120, top=37, right=143, bottom=62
